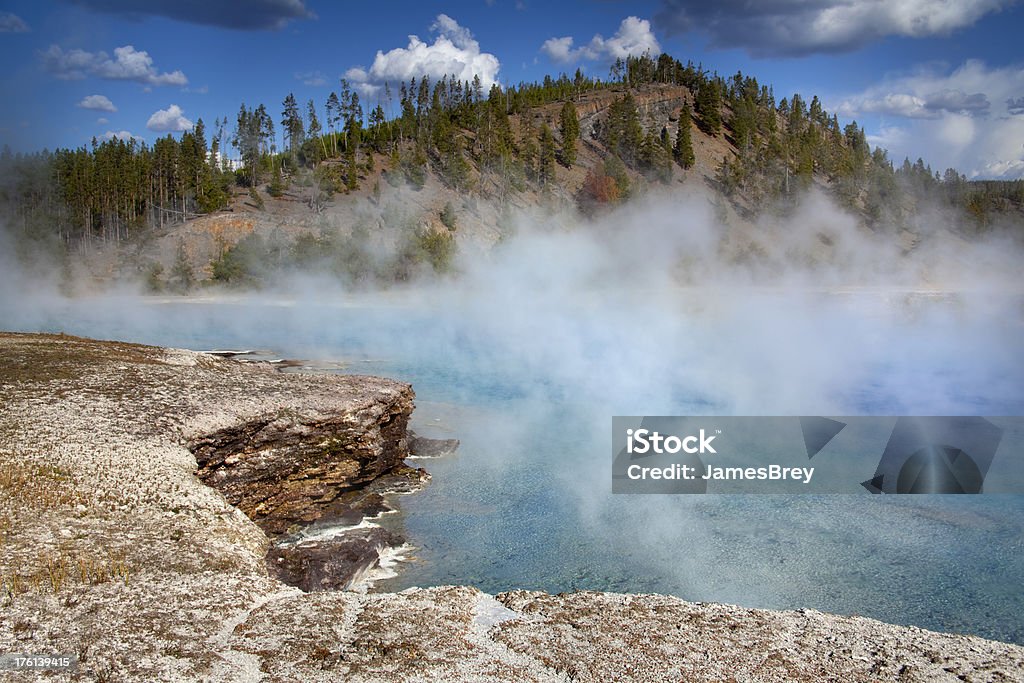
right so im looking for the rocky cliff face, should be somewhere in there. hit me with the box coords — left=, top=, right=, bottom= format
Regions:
left=185, top=367, right=419, bottom=593
left=190, top=387, right=413, bottom=537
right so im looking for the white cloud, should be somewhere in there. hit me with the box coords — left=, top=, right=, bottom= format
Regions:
left=102, top=130, right=140, bottom=142
left=936, top=113, right=977, bottom=149
left=542, top=16, right=661, bottom=64
left=146, top=104, right=193, bottom=132
left=838, top=60, right=1024, bottom=179
left=838, top=89, right=991, bottom=119
left=97, top=117, right=109, bottom=125
left=836, top=60, right=1024, bottom=121
left=0, top=11, right=29, bottom=32
left=77, top=94, right=117, bottom=113
left=296, top=70, right=327, bottom=86
left=432, top=14, right=474, bottom=50
left=346, top=14, right=500, bottom=94
left=344, top=66, right=369, bottom=82
left=655, top=0, right=1012, bottom=56
left=852, top=93, right=932, bottom=118
left=587, top=16, right=662, bottom=60
left=865, top=124, right=908, bottom=150
left=41, top=44, right=188, bottom=86
left=979, top=158, right=1024, bottom=179
left=540, top=37, right=575, bottom=63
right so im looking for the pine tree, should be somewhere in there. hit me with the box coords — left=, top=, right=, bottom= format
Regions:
left=255, top=104, right=274, bottom=158
left=696, top=80, right=722, bottom=136
left=369, top=105, right=386, bottom=149
left=325, top=92, right=341, bottom=156
left=559, top=101, right=579, bottom=167
left=641, top=131, right=673, bottom=183
left=268, top=162, right=285, bottom=197
left=306, top=99, right=325, bottom=162
left=233, top=104, right=259, bottom=186
left=346, top=91, right=363, bottom=144
left=674, top=104, right=695, bottom=169
left=539, top=123, right=556, bottom=187
left=602, top=94, right=643, bottom=163
left=170, top=239, right=194, bottom=292
left=281, top=93, right=304, bottom=154
left=520, top=115, right=538, bottom=179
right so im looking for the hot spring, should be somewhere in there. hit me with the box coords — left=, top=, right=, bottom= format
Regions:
left=5, top=283, right=1022, bottom=644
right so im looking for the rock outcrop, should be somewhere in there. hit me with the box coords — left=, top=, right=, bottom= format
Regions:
left=408, top=431, right=461, bottom=458
left=176, top=340, right=425, bottom=593
left=260, top=464, right=430, bottom=591
left=266, top=527, right=402, bottom=592
left=190, top=387, right=414, bottom=537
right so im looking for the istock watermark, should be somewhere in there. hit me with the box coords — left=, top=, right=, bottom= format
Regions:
left=612, top=416, right=1023, bottom=494
left=625, top=427, right=718, bottom=454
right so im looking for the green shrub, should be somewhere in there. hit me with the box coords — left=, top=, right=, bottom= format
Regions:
left=440, top=201, right=457, bottom=231
left=145, top=262, right=163, bottom=293
left=248, top=187, right=265, bottom=210
left=210, top=233, right=267, bottom=285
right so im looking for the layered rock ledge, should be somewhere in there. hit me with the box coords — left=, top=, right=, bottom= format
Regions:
left=190, top=387, right=413, bottom=537
left=1, top=332, right=1022, bottom=682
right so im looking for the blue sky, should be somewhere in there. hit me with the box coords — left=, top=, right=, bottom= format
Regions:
left=1, top=0, right=1022, bottom=178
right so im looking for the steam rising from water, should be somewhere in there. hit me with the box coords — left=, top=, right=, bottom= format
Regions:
left=2, top=190, right=1023, bottom=641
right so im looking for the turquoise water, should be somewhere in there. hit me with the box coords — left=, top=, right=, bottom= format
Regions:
left=6, top=289, right=1024, bottom=644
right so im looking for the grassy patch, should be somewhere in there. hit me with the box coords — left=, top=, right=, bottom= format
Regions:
left=0, top=332, right=160, bottom=386
left=0, top=459, right=87, bottom=510
left=2, top=549, right=131, bottom=599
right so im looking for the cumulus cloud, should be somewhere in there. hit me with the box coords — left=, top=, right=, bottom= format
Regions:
left=0, top=11, right=30, bottom=32
left=102, top=130, right=139, bottom=141
left=840, top=60, right=1024, bottom=179
left=838, top=88, right=990, bottom=119
left=836, top=60, right=1022, bottom=120
left=41, top=44, right=188, bottom=86
left=541, top=16, right=661, bottom=64
left=654, top=0, right=1012, bottom=57
left=926, top=89, right=991, bottom=115
left=76, top=94, right=117, bottom=112
left=979, top=159, right=1024, bottom=178
left=96, top=117, right=109, bottom=124
left=146, top=104, right=193, bottom=132
left=60, top=0, right=314, bottom=30
left=345, top=14, right=500, bottom=95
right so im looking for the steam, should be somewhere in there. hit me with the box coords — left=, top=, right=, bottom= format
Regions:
left=3, top=186, right=1022, bottom=469
left=2, top=187, right=1022, bottom=638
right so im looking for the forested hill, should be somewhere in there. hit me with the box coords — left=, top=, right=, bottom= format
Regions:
left=2, top=52, right=1022, bottom=288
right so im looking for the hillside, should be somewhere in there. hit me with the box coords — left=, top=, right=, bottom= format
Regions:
left=2, top=52, right=1023, bottom=290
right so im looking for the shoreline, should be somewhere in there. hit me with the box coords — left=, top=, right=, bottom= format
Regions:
left=1, top=331, right=1022, bottom=681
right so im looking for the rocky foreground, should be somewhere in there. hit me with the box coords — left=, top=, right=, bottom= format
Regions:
left=0, top=332, right=1022, bottom=682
